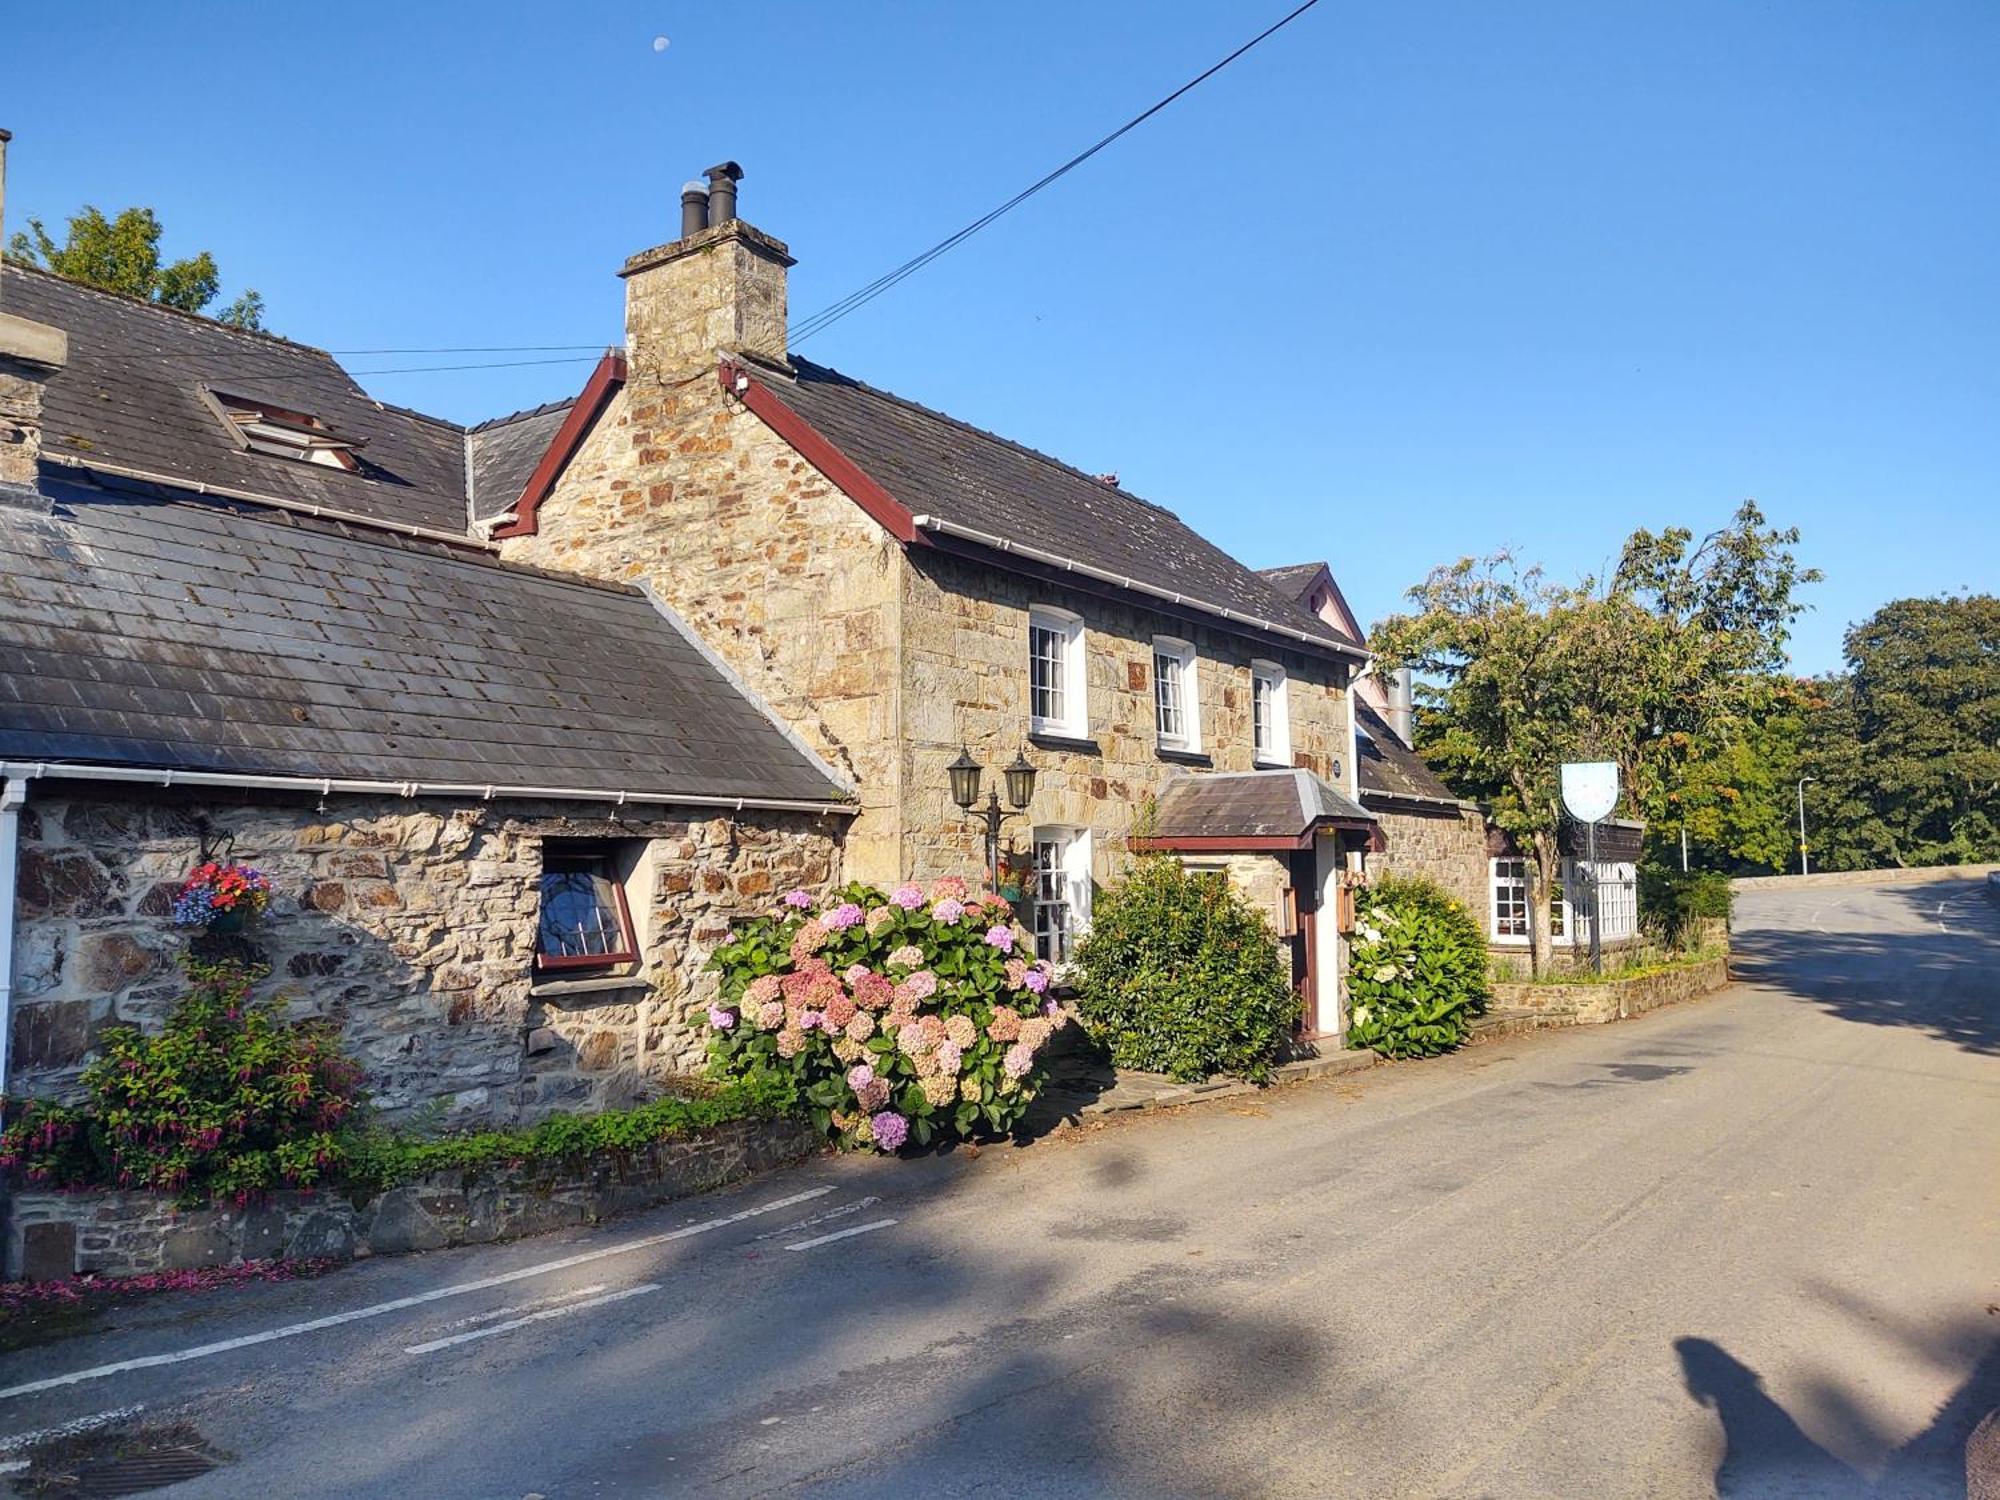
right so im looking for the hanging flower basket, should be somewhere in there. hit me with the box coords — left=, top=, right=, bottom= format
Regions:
left=172, top=862, right=274, bottom=933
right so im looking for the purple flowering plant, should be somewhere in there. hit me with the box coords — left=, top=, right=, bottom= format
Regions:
left=703, top=879, right=1062, bottom=1152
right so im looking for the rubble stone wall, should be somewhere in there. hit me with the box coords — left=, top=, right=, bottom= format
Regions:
left=7, top=788, right=840, bottom=1127
left=5, top=1113, right=817, bottom=1280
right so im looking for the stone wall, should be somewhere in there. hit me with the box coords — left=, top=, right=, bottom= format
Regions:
left=899, top=549, right=1355, bottom=887
left=1489, top=954, right=1731, bottom=1026
left=500, top=222, right=904, bottom=885
left=6, top=1113, right=817, bottom=1280
left=8, top=788, right=840, bottom=1127
left=1363, top=801, right=1488, bottom=928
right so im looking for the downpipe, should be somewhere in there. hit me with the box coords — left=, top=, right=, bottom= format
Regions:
left=0, top=775, right=27, bottom=1094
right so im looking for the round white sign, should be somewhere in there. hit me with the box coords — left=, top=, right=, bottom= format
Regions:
left=1560, top=761, right=1619, bottom=824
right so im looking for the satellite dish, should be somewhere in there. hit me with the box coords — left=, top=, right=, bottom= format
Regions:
left=1560, top=761, right=1619, bottom=824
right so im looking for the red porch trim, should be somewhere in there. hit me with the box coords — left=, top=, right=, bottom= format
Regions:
left=721, top=360, right=928, bottom=546
left=1131, top=834, right=1312, bottom=853
left=490, top=351, right=627, bottom=539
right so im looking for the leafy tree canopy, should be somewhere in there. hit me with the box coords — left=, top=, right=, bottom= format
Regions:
left=1372, top=502, right=1816, bottom=969
left=8, top=204, right=264, bottom=330
left=1804, top=595, right=1999, bottom=870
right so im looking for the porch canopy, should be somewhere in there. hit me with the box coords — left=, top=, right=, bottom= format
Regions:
left=1133, top=769, right=1377, bottom=854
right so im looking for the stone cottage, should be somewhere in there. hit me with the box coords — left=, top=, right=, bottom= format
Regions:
left=0, top=142, right=852, bottom=1128
left=482, top=163, right=1379, bottom=1039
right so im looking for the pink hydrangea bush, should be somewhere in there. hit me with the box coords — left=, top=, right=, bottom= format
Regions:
left=704, top=880, right=1062, bottom=1151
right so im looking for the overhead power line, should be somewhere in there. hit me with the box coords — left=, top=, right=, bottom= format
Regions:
left=787, top=0, right=1325, bottom=345
left=346, top=355, right=600, bottom=376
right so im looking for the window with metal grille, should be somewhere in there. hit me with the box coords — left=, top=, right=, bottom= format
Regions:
left=1029, top=607, right=1085, bottom=737
left=536, top=851, right=638, bottom=970
left=201, top=387, right=364, bottom=471
left=1152, top=637, right=1199, bottom=750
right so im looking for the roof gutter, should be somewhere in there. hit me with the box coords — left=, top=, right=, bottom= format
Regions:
left=907, top=513, right=1371, bottom=663
left=0, top=774, right=29, bottom=1093
left=0, top=762, right=856, bottom=819
left=45, top=457, right=498, bottom=552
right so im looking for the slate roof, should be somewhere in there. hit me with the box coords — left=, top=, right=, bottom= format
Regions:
left=3, top=264, right=470, bottom=535
left=1149, top=769, right=1374, bottom=844
left=470, top=400, right=574, bottom=520
left=769, top=359, right=1365, bottom=659
left=1257, top=562, right=1326, bottom=598
left=0, top=478, right=848, bottom=806
left=1354, top=700, right=1464, bottom=807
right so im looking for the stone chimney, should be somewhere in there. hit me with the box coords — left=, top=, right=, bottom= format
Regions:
left=619, top=160, right=793, bottom=382
left=0, top=129, right=69, bottom=490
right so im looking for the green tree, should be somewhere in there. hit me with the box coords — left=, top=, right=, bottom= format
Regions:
left=9, top=204, right=261, bottom=325
left=1804, top=595, right=1999, bottom=869
left=1374, top=504, right=1815, bottom=972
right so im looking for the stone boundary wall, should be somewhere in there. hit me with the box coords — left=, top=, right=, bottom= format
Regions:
left=1489, top=955, right=1731, bottom=1027
left=5, top=1114, right=818, bottom=1282
left=1731, top=863, right=2000, bottom=892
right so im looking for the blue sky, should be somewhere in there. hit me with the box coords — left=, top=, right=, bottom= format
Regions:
left=8, top=1, right=1995, bottom=674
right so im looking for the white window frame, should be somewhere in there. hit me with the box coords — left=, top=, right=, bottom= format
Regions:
left=1028, top=606, right=1088, bottom=739
left=1251, top=660, right=1290, bottom=766
left=1031, top=825, right=1093, bottom=967
left=1151, top=636, right=1201, bottom=752
left=1491, top=856, right=1580, bottom=946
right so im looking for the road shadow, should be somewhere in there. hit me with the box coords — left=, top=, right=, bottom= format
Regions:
left=1676, top=1316, right=2000, bottom=1498
left=1729, top=884, right=2000, bottom=1055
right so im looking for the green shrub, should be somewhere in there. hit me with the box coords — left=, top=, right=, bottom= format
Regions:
left=1344, top=877, right=1489, bottom=1058
left=1072, top=857, right=1298, bottom=1083
left=703, top=877, right=1063, bottom=1151
left=1638, top=867, right=1734, bottom=948
left=0, top=956, right=363, bottom=1205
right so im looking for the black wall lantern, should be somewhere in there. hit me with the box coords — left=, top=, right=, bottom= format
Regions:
left=949, top=745, right=1038, bottom=891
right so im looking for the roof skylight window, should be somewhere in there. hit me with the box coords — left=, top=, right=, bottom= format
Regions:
left=202, top=387, right=364, bottom=471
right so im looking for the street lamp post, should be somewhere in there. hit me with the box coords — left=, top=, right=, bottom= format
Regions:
left=948, top=746, right=1038, bottom=892
left=1797, top=775, right=1817, bottom=877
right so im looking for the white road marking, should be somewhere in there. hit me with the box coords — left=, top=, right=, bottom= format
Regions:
left=0, top=1186, right=835, bottom=1402
left=404, top=1282, right=658, bottom=1355
left=754, top=1196, right=881, bottom=1241
left=0, top=1402, right=147, bottom=1452
left=430, top=1282, right=609, bottom=1334
left=785, top=1219, right=898, bottom=1251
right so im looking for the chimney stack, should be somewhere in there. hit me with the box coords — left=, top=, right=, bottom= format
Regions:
left=680, top=181, right=709, bottom=239
left=620, top=158, right=793, bottom=380
left=704, top=161, right=742, bottom=226
left=1385, top=668, right=1416, bottom=748
left=0, top=128, right=71, bottom=491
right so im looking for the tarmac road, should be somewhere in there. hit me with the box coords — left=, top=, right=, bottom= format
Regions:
left=2, top=873, right=1994, bottom=1498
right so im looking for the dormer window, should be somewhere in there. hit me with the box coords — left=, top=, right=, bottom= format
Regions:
left=203, top=387, right=364, bottom=471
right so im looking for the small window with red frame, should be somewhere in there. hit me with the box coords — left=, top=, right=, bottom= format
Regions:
left=535, top=850, right=637, bottom=971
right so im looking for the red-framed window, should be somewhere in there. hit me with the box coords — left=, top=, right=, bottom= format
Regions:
left=535, top=851, right=638, bottom=971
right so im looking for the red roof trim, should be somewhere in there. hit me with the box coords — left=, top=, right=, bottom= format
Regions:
left=721, top=360, right=927, bottom=546
left=1131, top=834, right=1313, bottom=853
left=490, top=351, right=627, bottom=539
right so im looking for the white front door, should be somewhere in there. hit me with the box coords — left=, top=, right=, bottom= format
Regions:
left=1314, top=833, right=1345, bottom=1043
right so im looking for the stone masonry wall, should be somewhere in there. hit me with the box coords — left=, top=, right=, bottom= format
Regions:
left=1365, top=802, right=1490, bottom=932
left=500, top=382, right=903, bottom=886
left=899, top=549, right=1355, bottom=888
left=6, top=1113, right=818, bottom=1280
left=9, top=789, right=840, bottom=1128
